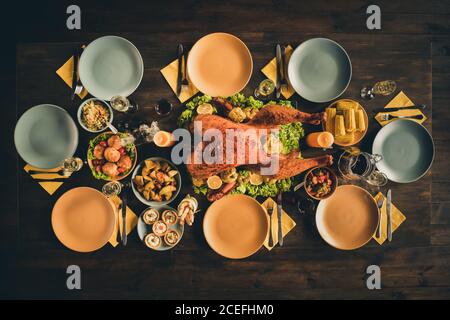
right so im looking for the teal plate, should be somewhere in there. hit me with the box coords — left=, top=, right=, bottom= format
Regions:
left=372, top=120, right=435, bottom=183
left=288, top=38, right=352, bottom=103
left=14, top=104, right=79, bottom=169
left=79, top=36, right=144, bottom=100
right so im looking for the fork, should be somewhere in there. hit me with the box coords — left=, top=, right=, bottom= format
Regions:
left=268, top=201, right=274, bottom=247
left=376, top=196, right=384, bottom=238
left=379, top=113, right=424, bottom=121
left=181, top=51, right=189, bottom=89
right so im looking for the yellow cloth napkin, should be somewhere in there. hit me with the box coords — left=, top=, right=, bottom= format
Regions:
left=261, top=45, right=295, bottom=99
left=56, top=48, right=89, bottom=99
left=24, top=164, right=72, bottom=195
left=373, top=192, right=406, bottom=245
left=261, top=197, right=296, bottom=250
left=375, top=91, right=427, bottom=126
left=160, top=58, right=199, bottom=103
left=108, top=195, right=139, bottom=247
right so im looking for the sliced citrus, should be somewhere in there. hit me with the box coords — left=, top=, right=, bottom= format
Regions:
left=197, top=103, right=214, bottom=115
left=249, top=173, right=263, bottom=186
left=207, top=175, right=223, bottom=190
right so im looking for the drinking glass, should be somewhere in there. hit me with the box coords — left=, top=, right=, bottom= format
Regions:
left=337, top=150, right=388, bottom=186
left=155, top=99, right=173, bottom=116
left=62, top=157, right=84, bottom=176
left=102, top=181, right=123, bottom=198
left=254, top=79, right=275, bottom=99
left=361, top=80, right=397, bottom=100
left=110, top=95, right=139, bottom=113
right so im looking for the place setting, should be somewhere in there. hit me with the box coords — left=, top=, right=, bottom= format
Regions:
left=13, top=32, right=435, bottom=259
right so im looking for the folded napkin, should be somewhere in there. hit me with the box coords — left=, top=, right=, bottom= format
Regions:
left=261, top=45, right=295, bottom=99
left=375, top=91, right=427, bottom=126
left=56, top=47, right=89, bottom=99
left=261, top=197, right=296, bottom=250
left=373, top=192, right=406, bottom=245
left=24, top=164, right=72, bottom=195
left=108, top=195, right=139, bottom=247
left=160, top=58, right=199, bottom=103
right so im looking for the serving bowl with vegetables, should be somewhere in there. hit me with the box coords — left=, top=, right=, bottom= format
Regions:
left=87, top=132, right=137, bottom=181
left=304, top=167, right=337, bottom=200
left=132, top=157, right=181, bottom=206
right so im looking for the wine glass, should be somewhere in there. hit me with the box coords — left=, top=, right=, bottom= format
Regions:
left=254, top=79, right=275, bottom=99
left=361, top=80, right=397, bottom=100
left=110, top=95, right=139, bottom=113
left=102, top=181, right=123, bottom=198
left=62, top=157, right=84, bottom=176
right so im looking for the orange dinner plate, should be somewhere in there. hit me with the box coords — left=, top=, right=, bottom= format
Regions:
left=203, top=194, right=268, bottom=259
left=187, top=33, right=253, bottom=97
left=316, top=185, right=379, bottom=250
left=52, top=187, right=116, bottom=252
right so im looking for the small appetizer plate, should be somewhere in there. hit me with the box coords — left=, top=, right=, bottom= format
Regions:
left=137, top=205, right=184, bottom=251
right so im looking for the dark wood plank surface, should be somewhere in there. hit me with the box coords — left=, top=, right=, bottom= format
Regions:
left=2, top=0, right=450, bottom=299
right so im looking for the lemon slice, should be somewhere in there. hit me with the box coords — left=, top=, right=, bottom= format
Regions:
left=249, top=173, right=263, bottom=186
left=192, top=178, right=205, bottom=187
left=207, top=175, right=223, bottom=190
left=197, top=103, right=214, bottom=115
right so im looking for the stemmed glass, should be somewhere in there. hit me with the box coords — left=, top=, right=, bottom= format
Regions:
left=254, top=79, right=275, bottom=99
left=110, top=95, right=139, bottom=113
left=61, top=157, right=84, bottom=176
left=361, top=80, right=397, bottom=100
left=102, top=181, right=123, bottom=197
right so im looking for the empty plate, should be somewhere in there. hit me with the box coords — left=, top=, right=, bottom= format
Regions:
left=52, top=187, right=116, bottom=252
left=14, top=104, right=79, bottom=169
left=79, top=36, right=144, bottom=100
left=288, top=38, right=352, bottom=103
left=316, top=185, right=379, bottom=250
left=187, top=33, right=253, bottom=97
left=203, top=194, right=268, bottom=259
left=372, top=119, right=434, bottom=183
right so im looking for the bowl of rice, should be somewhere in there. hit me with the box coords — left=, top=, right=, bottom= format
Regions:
left=77, top=98, right=113, bottom=133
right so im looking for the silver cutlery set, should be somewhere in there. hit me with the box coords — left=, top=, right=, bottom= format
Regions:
left=267, top=193, right=284, bottom=247
left=177, top=44, right=189, bottom=97
left=377, top=189, right=393, bottom=241
left=275, top=44, right=288, bottom=99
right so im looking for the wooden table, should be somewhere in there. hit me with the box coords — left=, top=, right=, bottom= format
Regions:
left=2, top=0, right=450, bottom=299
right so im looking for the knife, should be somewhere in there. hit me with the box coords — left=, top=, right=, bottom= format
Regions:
left=373, top=104, right=426, bottom=113
left=275, top=44, right=282, bottom=99
left=71, top=47, right=79, bottom=101
left=280, top=45, right=288, bottom=90
left=387, top=189, right=392, bottom=242
left=121, top=190, right=127, bottom=246
left=176, top=44, right=184, bottom=97
left=276, top=192, right=283, bottom=246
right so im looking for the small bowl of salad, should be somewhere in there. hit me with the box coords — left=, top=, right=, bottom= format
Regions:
left=304, top=167, right=337, bottom=200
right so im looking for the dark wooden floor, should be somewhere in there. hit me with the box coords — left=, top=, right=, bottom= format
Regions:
left=2, top=0, right=450, bottom=299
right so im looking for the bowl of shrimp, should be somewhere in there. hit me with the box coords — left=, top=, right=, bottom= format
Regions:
left=87, top=132, right=137, bottom=181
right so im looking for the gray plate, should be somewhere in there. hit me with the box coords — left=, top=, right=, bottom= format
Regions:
left=79, top=36, right=144, bottom=100
left=288, top=38, right=352, bottom=103
left=372, top=119, right=435, bottom=183
left=137, top=205, right=184, bottom=251
left=14, top=104, right=79, bottom=169
left=131, top=157, right=182, bottom=207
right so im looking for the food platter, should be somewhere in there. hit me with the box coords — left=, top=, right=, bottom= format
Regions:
left=87, top=132, right=137, bottom=181
left=131, top=157, right=181, bottom=206
left=322, top=99, right=368, bottom=147
left=137, top=205, right=184, bottom=251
